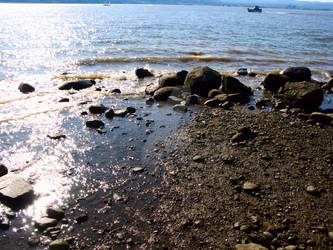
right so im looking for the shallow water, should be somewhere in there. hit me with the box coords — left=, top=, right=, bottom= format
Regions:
left=0, top=3, right=333, bottom=249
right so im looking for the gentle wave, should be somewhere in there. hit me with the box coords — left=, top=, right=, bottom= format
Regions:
left=76, top=56, right=243, bottom=66
left=313, top=37, right=333, bottom=42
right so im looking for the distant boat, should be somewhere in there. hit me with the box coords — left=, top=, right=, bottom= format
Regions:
left=248, top=6, right=262, bottom=13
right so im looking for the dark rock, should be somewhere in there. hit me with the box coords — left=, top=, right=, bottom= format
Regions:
left=248, top=72, right=257, bottom=77
left=185, top=94, right=207, bottom=105
left=59, top=80, right=96, bottom=91
left=46, top=207, right=65, bottom=220
left=81, top=111, right=88, bottom=116
left=221, top=76, right=252, bottom=96
left=145, top=97, right=154, bottom=105
left=126, top=107, right=136, bottom=114
left=0, top=164, right=8, bottom=177
left=235, top=243, right=268, bottom=250
left=28, top=235, right=40, bottom=246
left=0, top=217, right=10, bottom=230
left=215, top=93, right=250, bottom=104
left=159, top=70, right=188, bottom=88
left=255, top=98, right=269, bottom=109
left=89, top=104, right=108, bottom=114
left=184, top=66, right=221, bottom=97
left=35, top=217, right=58, bottom=231
left=85, top=120, right=105, bottom=129
left=135, top=68, right=153, bottom=78
left=111, top=88, right=121, bottom=94
left=204, top=98, right=221, bottom=107
left=59, top=98, right=69, bottom=103
left=167, top=96, right=183, bottom=105
left=237, top=68, right=248, bottom=76
left=0, top=173, right=33, bottom=209
left=281, top=67, right=311, bottom=82
left=153, top=87, right=182, bottom=101
left=145, top=83, right=159, bottom=95
left=105, top=109, right=115, bottom=119
left=262, top=73, right=289, bottom=92
left=208, top=89, right=223, bottom=98
left=282, top=81, right=323, bottom=110
left=47, top=133, right=66, bottom=140
left=76, top=213, right=88, bottom=223
left=323, top=70, right=333, bottom=79
left=49, top=239, right=69, bottom=250
left=173, top=104, right=187, bottom=113
left=310, top=112, right=332, bottom=125
left=18, top=83, right=35, bottom=94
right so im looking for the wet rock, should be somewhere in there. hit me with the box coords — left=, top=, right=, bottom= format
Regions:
left=89, top=104, right=108, bottom=114
left=18, top=83, right=35, bottom=93
left=243, top=182, right=258, bottom=192
left=221, top=76, right=252, bottom=96
left=281, top=66, right=311, bottom=82
left=159, top=70, right=188, bottom=88
left=282, top=81, right=323, bottom=110
left=5, top=210, right=16, bottom=219
left=328, top=231, right=333, bottom=241
left=105, top=109, right=115, bottom=119
left=173, top=104, right=187, bottom=113
left=255, top=98, right=269, bottom=109
left=306, top=185, right=320, bottom=195
left=231, top=126, right=256, bottom=142
left=146, top=97, right=154, bottom=105
left=76, top=213, right=88, bottom=223
left=126, top=106, right=136, bottom=114
left=28, top=235, right=40, bottom=246
left=46, top=207, right=65, bottom=220
left=135, top=68, right=153, bottom=78
left=145, top=83, right=159, bottom=95
left=186, top=94, right=206, bottom=105
left=49, top=239, right=69, bottom=250
left=153, top=87, right=182, bottom=101
left=0, top=164, right=8, bottom=177
left=0, top=173, right=33, bottom=208
left=35, top=217, right=58, bottom=231
left=116, top=232, right=125, bottom=240
left=237, top=68, right=248, bottom=76
left=58, top=80, right=96, bottom=91
left=167, top=96, right=183, bottom=105
left=263, top=231, right=274, bottom=240
left=262, top=73, right=289, bottom=92
left=184, top=66, right=221, bottom=97
left=235, top=243, right=268, bottom=250
left=47, top=134, right=66, bottom=140
left=114, top=109, right=128, bottom=117
left=248, top=71, right=257, bottom=77
left=86, top=120, right=105, bottom=129
left=309, top=112, right=332, bottom=125
left=204, top=98, right=221, bottom=107
left=111, top=88, right=121, bottom=94
left=216, top=93, right=249, bottom=104
left=59, top=98, right=69, bottom=103
left=132, top=167, right=144, bottom=173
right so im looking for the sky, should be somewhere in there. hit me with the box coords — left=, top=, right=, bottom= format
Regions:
left=301, top=0, right=333, bottom=2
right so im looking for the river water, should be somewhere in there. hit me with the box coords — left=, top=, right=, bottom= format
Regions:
left=0, top=4, right=333, bottom=249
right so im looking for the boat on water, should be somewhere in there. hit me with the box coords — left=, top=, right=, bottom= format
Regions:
left=248, top=6, right=262, bottom=13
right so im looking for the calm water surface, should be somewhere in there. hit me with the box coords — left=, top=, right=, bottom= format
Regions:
left=0, top=4, right=333, bottom=249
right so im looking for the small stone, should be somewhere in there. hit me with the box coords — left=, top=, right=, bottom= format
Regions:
left=284, top=246, right=297, bottom=250
left=243, top=182, right=258, bottom=191
left=113, top=193, right=123, bottom=201
left=35, top=217, right=58, bottom=231
left=59, top=98, right=69, bottom=103
left=132, top=167, right=144, bottom=173
left=0, top=163, right=8, bottom=177
left=5, top=210, right=16, bottom=219
left=235, top=243, right=268, bottom=250
left=18, top=83, right=35, bottom=93
left=306, top=185, right=319, bottom=195
left=263, top=231, right=274, bottom=240
left=194, top=219, right=204, bottom=227
left=193, top=155, right=205, bottom=163
left=105, top=109, right=115, bottom=119
left=28, top=235, right=40, bottom=246
left=116, top=232, right=125, bottom=240
left=86, top=120, right=104, bottom=129
left=89, top=104, right=108, bottom=114
left=0, top=217, right=10, bottom=230
left=49, top=239, right=69, bottom=250
left=114, top=110, right=128, bottom=117
left=46, top=207, right=65, bottom=220
left=111, top=88, right=121, bottom=94
left=76, top=213, right=88, bottom=223
left=126, top=107, right=136, bottom=114
left=47, top=134, right=66, bottom=140
left=173, top=104, right=187, bottom=113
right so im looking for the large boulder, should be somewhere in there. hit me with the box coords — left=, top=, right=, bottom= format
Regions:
left=159, top=70, right=188, bottom=88
left=281, top=67, right=311, bottom=82
left=18, top=83, right=35, bottom=94
left=153, top=87, right=182, bottom=101
left=184, top=66, right=221, bottom=97
left=282, top=81, right=323, bottom=109
left=59, top=80, right=96, bottom=91
left=221, top=76, right=252, bottom=96
left=0, top=173, right=33, bottom=209
left=262, top=73, right=289, bottom=92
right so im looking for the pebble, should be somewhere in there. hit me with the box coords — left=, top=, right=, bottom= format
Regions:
left=114, top=110, right=128, bottom=117
left=0, top=163, right=8, bottom=177
left=18, top=83, right=35, bottom=93
left=328, top=231, right=333, bottom=241
left=46, top=207, right=65, bottom=220
left=193, top=155, right=205, bottom=163
left=263, top=231, right=274, bottom=240
left=306, top=185, right=319, bottom=195
left=0, top=217, right=10, bottom=230
left=47, top=134, right=66, bottom=140
left=59, top=98, right=69, bottom=103
left=173, top=104, right=187, bottom=113
left=126, top=107, right=136, bottom=114
left=49, top=239, right=69, bottom=250
left=28, top=235, right=40, bottom=246
left=76, top=213, right=88, bottom=223
left=284, top=246, right=297, bottom=250
left=132, top=167, right=144, bottom=173
left=86, top=120, right=105, bottom=129
left=235, top=243, right=268, bottom=250
left=105, top=109, right=115, bottom=119
left=243, top=182, right=258, bottom=191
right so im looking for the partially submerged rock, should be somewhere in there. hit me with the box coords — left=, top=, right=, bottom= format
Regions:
left=135, top=68, right=153, bottom=78
left=58, top=80, right=96, bottom=91
left=0, top=164, right=8, bottom=177
left=49, top=239, right=70, bottom=250
left=89, top=104, right=108, bottom=114
left=18, top=83, right=35, bottom=94
left=35, top=217, right=58, bottom=231
left=86, top=120, right=105, bottom=129
left=0, top=173, right=33, bottom=209
left=281, top=66, right=311, bottom=82
left=262, top=73, right=289, bottom=92
left=158, top=70, right=188, bottom=88
left=153, top=87, right=182, bottom=101
left=184, top=66, right=221, bottom=97
left=221, top=76, right=252, bottom=96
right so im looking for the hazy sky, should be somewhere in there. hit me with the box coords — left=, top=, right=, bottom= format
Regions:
left=302, top=0, right=333, bottom=2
